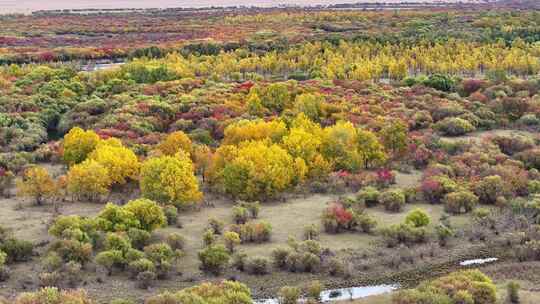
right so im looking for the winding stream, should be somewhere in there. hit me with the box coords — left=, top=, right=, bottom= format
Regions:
left=253, top=257, right=499, bottom=303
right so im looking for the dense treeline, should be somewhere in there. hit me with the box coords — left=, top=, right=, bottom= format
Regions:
left=1, top=9, right=540, bottom=63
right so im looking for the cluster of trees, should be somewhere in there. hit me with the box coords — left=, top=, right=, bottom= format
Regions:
left=206, top=113, right=399, bottom=200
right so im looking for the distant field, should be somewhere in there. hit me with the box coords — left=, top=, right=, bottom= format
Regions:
left=0, top=0, right=483, bottom=14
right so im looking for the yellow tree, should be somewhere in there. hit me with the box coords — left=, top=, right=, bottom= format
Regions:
left=321, top=121, right=360, bottom=171
left=67, top=159, right=112, bottom=202
left=89, top=141, right=140, bottom=185
left=223, top=119, right=287, bottom=145
left=17, top=166, right=56, bottom=205
left=156, top=131, right=192, bottom=156
left=140, top=152, right=202, bottom=207
left=221, top=141, right=302, bottom=200
left=62, top=127, right=100, bottom=166
left=357, top=129, right=387, bottom=169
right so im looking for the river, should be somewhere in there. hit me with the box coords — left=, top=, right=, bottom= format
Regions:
left=0, top=0, right=486, bottom=14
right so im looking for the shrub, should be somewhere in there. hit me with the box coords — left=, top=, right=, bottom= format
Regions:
left=166, top=233, right=185, bottom=251
left=356, top=186, right=380, bottom=207
left=516, top=148, right=540, bottom=170
left=327, top=257, right=345, bottom=276
left=421, top=175, right=458, bottom=204
left=0, top=250, right=6, bottom=266
left=381, top=223, right=427, bottom=247
left=493, top=135, right=534, bottom=155
left=245, top=256, right=271, bottom=275
left=14, top=287, right=93, bottom=304
left=229, top=222, right=272, bottom=243
left=163, top=206, right=178, bottom=225
left=354, top=213, right=378, bottom=233
left=322, top=203, right=354, bottom=233
left=137, top=270, right=157, bottom=289
left=39, top=271, right=61, bottom=287
left=104, top=233, right=131, bottom=253
left=278, top=286, right=301, bottom=304
left=127, top=228, right=151, bottom=250
left=232, top=206, right=249, bottom=224
left=404, top=208, right=430, bottom=227
left=444, top=190, right=478, bottom=214
left=128, top=258, right=156, bottom=278
left=393, top=270, right=496, bottom=304
left=435, top=117, right=476, bottom=136
left=423, top=74, right=456, bottom=92
left=223, top=231, right=240, bottom=253
left=49, top=239, right=92, bottom=264
left=303, top=224, right=320, bottom=240
left=146, top=280, right=252, bottom=304
left=232, top=252, right=248, bottom=271
left=123, top=199, right=166, bottom=232
left=305, top=281, right=323, bottom=301
left=203, top=229, right=217, bottom=246
left=435, top=224, right=455, bottom=247
left=144, top=243, right=176, bottom=265
left=96, top=250, right=125, bottom=275
left=474, top=175, right=505, bottom=204
left=380, top=189, right=406, bottom=212
left=208, top=217, right=224, bottom=235
left=1, top=238, right=34, bottom=263
left=198, top=245, right=230, bottom=275
left=271, top=247, right=291, bottom=269
left=507, top=281, right=520, bottom=303
left=237, top=201, right=261, bottom=219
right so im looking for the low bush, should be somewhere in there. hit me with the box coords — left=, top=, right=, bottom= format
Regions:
left=444, top=190, right=478, bottom=214
left=208, top=218, right=225, bottom=235
left=49, top=239, right=92, bottom=264
left=232, top=206, right=249, bottom=224
left=435, top=117, right=476, bottom=136
left=278, top=286, right=301, bottom=304
left=163, top=206, right=178, bottom=225
left=356, top=186, right=380, bottom=207
left=224, top=231, right=241, bottom=253
left=354, top=213, right=378, bottom=233
left=198, top=245, right=230, bottom=275
left=404, top=208, right=431, bottom=227
left=145, top=280, right=252, bottom=304
left=507, top=281, right=520, bottom=304
left=380, top=189, right=406, bottom=212
left=96, top=250, right=126, bottom=275
left=228, top=222, right=272, bottom=243
left=474, top=175, right=505, bottom=204
left=166, top=233, right=185, bottom=251
left=303, top=224, right=320, bottom=240
left=245, top=256, right=271, bottom=275
left=13, top=287, right=94, bottom=304
left=127, top=228, right=151, bottom=250
left=0, top=238, right=33, bottom=263
left=381, top=223, right=428, bottom=247
left=322, top=203, right=354, bottom=233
